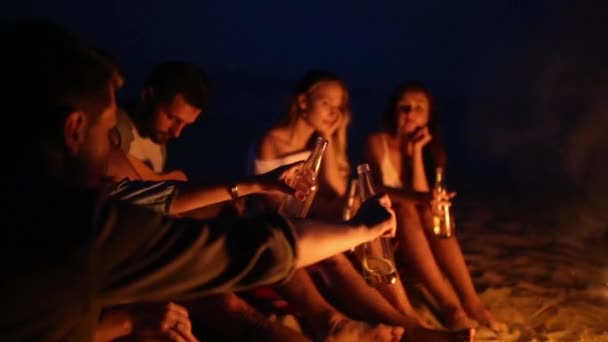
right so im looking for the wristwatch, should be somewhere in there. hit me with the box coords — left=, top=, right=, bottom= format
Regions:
left=229, top=183, right=239, bottom=202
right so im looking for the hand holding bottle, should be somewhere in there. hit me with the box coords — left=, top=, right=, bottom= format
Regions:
left=431, top=189, right=456, bottom=209
left=432, top=167, right=456, bottom=238
left=355, top=163, right=399, bottom=285
left=349, top=193, right=396, bottom=239
left=279, top=137, right=328, bottom=218
left=256, top=161, right=314, bottom=201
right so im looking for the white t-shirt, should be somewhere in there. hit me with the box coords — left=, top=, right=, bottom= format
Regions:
left=116, top=109, right=167, bottom=173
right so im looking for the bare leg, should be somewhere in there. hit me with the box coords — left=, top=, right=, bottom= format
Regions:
left=316, top=253, right=424, bottom=328
left=314, top=254, right=475, bottom=342
left=276, top=268, right=404, bottom=342
left=394, top=202, right=471, bottom=329
left=186, top=292, right=310, bottom=342
left=419, top=207, right=503, bottom=331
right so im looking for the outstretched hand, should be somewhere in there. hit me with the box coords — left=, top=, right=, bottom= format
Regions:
left=350, top=193, right=396, bottom=238
left=256, top=161, right=315, bottom=201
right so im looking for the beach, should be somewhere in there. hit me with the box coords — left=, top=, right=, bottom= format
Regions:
left=429, top=197, right=608, bottom=341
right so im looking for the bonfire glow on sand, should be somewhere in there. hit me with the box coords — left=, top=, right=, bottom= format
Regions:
left=410, top=198, right=608, bottom=341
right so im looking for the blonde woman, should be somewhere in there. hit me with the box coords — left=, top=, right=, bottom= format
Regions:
left=253, top=71, right=351, bottom=218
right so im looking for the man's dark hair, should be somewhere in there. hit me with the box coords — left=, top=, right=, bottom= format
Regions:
left=2, top=21, right=115, bottom=181
left=3, top=21, right=115, bottom=142
left=94, top=47, right=125, bottom=86
left=143, top=61, right=209, bottom=110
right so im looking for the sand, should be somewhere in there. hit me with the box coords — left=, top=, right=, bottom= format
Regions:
left=439, top=197, right=608, bottom=341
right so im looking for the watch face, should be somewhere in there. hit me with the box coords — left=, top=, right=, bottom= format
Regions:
left=230, top=184, right=239, bottom=201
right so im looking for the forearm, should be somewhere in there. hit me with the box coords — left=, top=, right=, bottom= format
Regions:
left=410, top=150, right=430, bottom=191
left=170, top=177, right=262, bottom=214
left=380, top=185, right=430, bottom=204
left=292, top=219, right=376, bottom=268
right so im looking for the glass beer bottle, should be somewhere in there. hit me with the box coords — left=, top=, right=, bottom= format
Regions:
left=342, top=178, right=360, bottom=253
left=278, top=136, right=328, bottom=218
left=432, top=167, right=455, bottom=238
left=356, top=163, right=397, bottom=286
left=342, top=178, right=360, bottom=221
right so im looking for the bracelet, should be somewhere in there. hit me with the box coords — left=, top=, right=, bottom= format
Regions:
left=229, top=183, right=239, bottom=202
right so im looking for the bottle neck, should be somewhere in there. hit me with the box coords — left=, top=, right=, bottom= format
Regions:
left=305, top=137, right=328, bottom=176
left=346, top=179, right=358, bottom=205
left=358, top=170, right=376, bottom=201
left=435, top=167, right=445, bottom=190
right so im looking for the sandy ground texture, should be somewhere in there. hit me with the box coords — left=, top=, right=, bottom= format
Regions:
left=416, top=197, right=608, bottom=341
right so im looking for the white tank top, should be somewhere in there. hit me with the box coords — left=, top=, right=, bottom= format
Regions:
left=380, top=135, right=403, bottom=188
left=253, top=150, right=312, bottom=175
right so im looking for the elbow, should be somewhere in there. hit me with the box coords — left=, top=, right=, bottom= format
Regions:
left=167, top=199, right=183, bottom=216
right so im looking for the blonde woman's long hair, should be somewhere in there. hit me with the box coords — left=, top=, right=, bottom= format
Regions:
left=278, top=70, right=351, bottom=175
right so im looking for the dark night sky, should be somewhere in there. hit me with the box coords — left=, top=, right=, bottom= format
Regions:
left=4, top=1, right=607, bottom=214
left=4, top=1, right=556, bottom=93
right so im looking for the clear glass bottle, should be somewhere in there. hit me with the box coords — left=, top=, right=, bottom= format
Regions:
left=342, top=178, right=360, bottom=253
left=356, top=163, right=397, bottom=286
left=342, top=178, right=360, bottom=221
left=432, top=167, right=455, bottom=238
left=278, top=136, right=328, bottom=218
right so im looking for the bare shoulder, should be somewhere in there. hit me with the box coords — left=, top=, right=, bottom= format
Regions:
left=363, top=132, right=387, bottom=158
left=257, top=128, right=284, bottom=160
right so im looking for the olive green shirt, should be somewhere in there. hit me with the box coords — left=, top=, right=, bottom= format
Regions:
left=1, top=185, right=297, bottom=341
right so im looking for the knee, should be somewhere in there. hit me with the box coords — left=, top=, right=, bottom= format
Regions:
left=395, top=201, right=431, bottom=232
left=319, top=253, right=351, bottom=271
left=217, top=292, right=248, bottom=313
left=395, top=200, right=419, bottom=220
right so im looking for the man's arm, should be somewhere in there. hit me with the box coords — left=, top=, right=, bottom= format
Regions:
left=94, top=194, right=395, bottom=307
left=109, top=179, right=178, bottom=215
left=109, top=162, right=307, bottom=216
left=94, top=199, right=298, bottom=306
